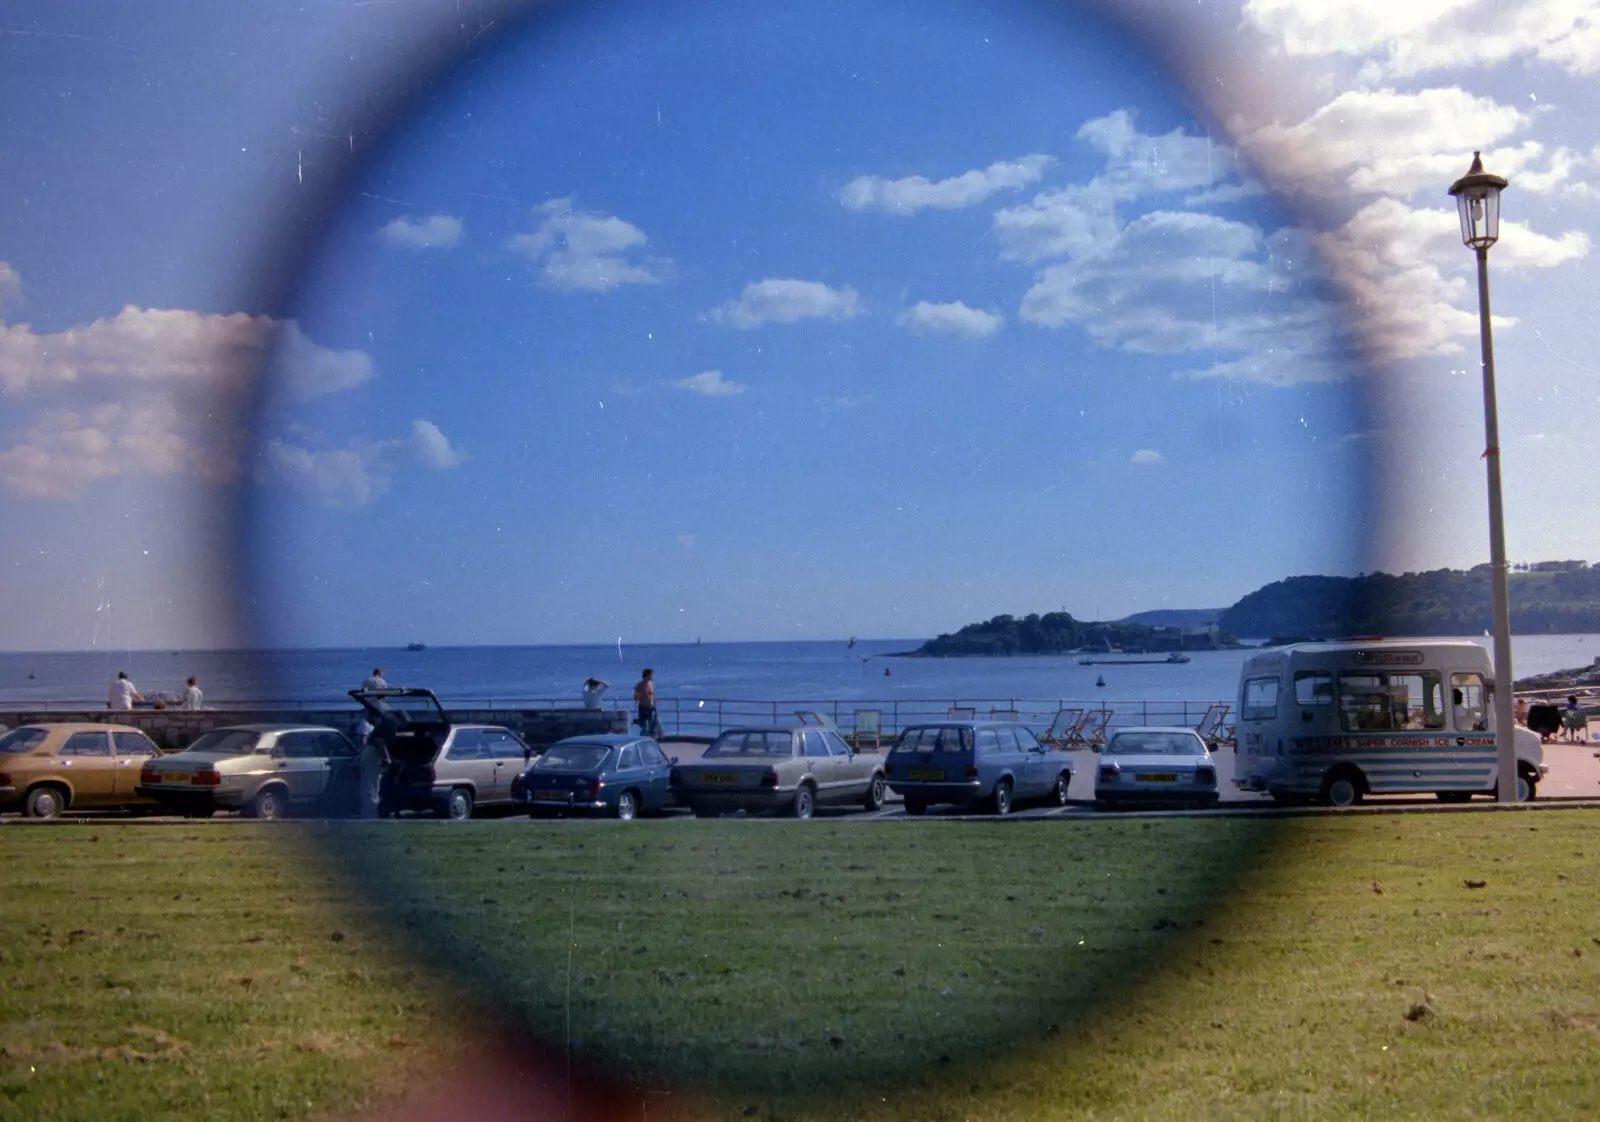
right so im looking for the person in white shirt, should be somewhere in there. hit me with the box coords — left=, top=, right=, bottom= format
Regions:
left=581, top=677, right=609, bottom=709
left=108, top=671, right=142, bottom=711
left=182, top=676, right=204, bottom=710
left=363, top=668, right=388, bottom=690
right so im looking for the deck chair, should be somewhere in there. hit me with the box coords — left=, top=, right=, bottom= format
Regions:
left=1194, top=704, right=1227, bottom=745
left=988, top=708, right=1020, bottom=722
left=1040, top=708, right=1086, bottom=749
left=947, top=706, right=976, bottom=720
left=1074, top=708, right=1113, bottom=750
left=851, top=709, right=882, bottom=752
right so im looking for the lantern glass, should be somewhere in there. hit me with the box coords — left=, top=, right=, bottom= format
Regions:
left=1456, top=184, right=1501, bottom=249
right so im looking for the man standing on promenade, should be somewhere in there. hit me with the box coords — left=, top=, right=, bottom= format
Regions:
left=363, top=667, right=388, bottom=691
left=108, top=671, right=143, bottom=711
left=356, top=719, right=390, bottom=819
left=181, top=676, right=204, bottom=710
left=633, top=669, right=661, bottom=738
left=582, top=677, right=610, bottom=709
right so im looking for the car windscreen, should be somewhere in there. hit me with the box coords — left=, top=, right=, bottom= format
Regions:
left=893, top=726, right=973, bottom=754
left=537, top=744, right=612, bottom=771
left=703, top=731, right=792, bottom=757
left=1105, top=733, right=1205, bottom=757
left=0, top=727, right=49, bottom=754
left=178, top=729, right=262, bottom=756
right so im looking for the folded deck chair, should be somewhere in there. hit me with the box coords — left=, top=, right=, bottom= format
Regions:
left=1073, top=708, right=1113, bottom=749
left=988, top=708, right=1020, bottom=722
left=1208, top=705, right=1236, bottom=751
left=947, top=706, right=976, bottom=720
left=1194, top=704, right=1226, bottom=744
left=851, top=709, right=882, bottom=752
left=1040, top=707, right=1085, bottom=749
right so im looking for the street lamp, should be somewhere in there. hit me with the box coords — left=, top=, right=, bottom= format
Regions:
left=1448, top=151, right=1518, bottom=803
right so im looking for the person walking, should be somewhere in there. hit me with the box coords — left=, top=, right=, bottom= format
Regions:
left=181, top=676, right=204, bottom=710
left=581, top=677, right=610, bottom=709
left=356, top=717, right=390, bottom=819
left=633, top=669, right=661, bottom=738
left=363, top=667, right=388, bottom=691
left=108, top=671, right=143, bottom=711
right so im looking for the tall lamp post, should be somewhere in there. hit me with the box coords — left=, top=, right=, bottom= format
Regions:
left=1448, top=151, right=1518, bottom=803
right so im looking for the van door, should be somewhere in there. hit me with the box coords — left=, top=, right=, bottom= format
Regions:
left=1450, top=672, right=1493, bottom=792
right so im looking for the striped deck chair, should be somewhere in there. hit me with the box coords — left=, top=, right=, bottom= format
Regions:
left=1040, top=707, right=1085, bottom=749
left=1073, top=708, right=1113, bottom=750
left=1198, top=704, right=1234, bottom=751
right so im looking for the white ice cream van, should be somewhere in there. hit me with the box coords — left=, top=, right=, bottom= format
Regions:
left=1233, top=639, right=1546, bottom=805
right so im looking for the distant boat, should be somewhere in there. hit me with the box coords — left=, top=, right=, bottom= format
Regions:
left=1079, top=651, right=1193, bottom=666
left=405, top=643, right=427, bottom=652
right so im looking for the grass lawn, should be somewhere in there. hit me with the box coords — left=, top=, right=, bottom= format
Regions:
left=3, top=811, right=1600, bottom=1119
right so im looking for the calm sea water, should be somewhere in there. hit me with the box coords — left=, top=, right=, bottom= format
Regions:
left=4, top=634, right=1599, bottom=709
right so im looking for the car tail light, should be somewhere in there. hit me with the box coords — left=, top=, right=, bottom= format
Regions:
left=193, top=770, right=222, bottom=786
left=668, top=767, right=681, bottom=787
left=760, top=769, right=779, bottom=787
left=509, top=774, right=524, bottom=799
left=585, top=777, right=604, bottom=800
left=1098, top=767, right=1119, bottom=783
left=1196, top=767, right=1216, bottom=785
left=964, top=766, right=979, bottom=779
left=139, top=766, right=158, bottom=784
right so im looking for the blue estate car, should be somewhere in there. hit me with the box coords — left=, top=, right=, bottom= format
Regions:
left=510, top=735, right=675, bottom=820
left=1094, top=727, right=1218, bottom=810
left=884, top=720, right=1071, bottom=816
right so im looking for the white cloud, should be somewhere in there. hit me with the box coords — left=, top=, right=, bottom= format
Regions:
left=707, top=279, right=860, bottom=329
left=840, top=155, right=1053, bottom=214
left=377, top=214, right=463, bottom=249
left=507, top=198, right=670, bottom=292
left=673, top=370, right=746, bottom=397
left=0, top=403, right=225, bottom=500
left=0, top=261, right=20, bottom=308
left=409, top=419, right=464, bottom=469
left=1130, top=449, right=1164, bottom=466
left=263, top=438, right=394, bottom=508
left=1243, top=0, right=1600, bottom=79
left=897, top=300, right=1002, bottom=338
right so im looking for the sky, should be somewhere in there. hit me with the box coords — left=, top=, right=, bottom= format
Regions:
left=0, top=0, right=1596, bottom=650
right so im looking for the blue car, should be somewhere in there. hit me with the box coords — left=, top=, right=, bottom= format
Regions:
left=510, top=735, right=675, bottom=820
left=884, top=721, right=1071, bottom=815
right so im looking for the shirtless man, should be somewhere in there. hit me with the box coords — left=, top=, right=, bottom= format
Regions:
left=633, top=669, right=660, bottom=738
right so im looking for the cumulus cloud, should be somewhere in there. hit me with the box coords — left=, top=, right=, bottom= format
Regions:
left=1130, top=449, right=1164, bottom=466
left=1243, top=0, right=1600, bottom=79
left=409, top=419, right=464, bottom=468
left=897, top=301, right=1002, bottom=338
left=263, top=438, right=395, bottom=508
left=507, top=198, right=670, bottom=292
left=673, top=370, right=746, bottom=397
left=378, top=214, right=463, bottom=249
left=707, top=279, right=860, bottom=329
left=0, top=403, right=229, bottom=500
left=840, top=155, right=1053, bottom=214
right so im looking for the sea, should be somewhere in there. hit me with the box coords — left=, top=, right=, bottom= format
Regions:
left=4, top=634, right=1600, bottom=711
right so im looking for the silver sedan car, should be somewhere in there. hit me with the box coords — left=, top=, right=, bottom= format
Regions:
left=1094, top=726, right=1218, bottom=810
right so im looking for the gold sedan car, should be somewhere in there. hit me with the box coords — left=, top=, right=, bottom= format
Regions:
left=0, top=723, right=164, bottom=819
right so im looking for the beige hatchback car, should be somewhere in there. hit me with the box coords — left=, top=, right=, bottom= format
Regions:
left=0, top=723, right=164, bottom=819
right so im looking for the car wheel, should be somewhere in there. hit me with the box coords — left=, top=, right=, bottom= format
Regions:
left=788, top=784, right=815, bottom=820
left=862, top=774, right=886, bottom=812
left=23, top=785, right=65, bottom=820
left=615, top=790, right=639, bottom=821
left=1049, top=771, right=1071, bottom=807
left=1436, top=791, right=1474, bottom=803
left=248, top=786, right=287, bottom=821
left=1320, top=768, right=1364, bottom=808
left=442, top=788, right=473, bottom=821
left=989, top=779, right=1013, bottom=816
left=903, top=799, right=927, bottom=816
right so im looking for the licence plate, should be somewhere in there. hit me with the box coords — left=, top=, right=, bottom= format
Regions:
left=1137, top=773, right=1179, bottom=783
left=701, top=773, right=739, bottom=785
left=908, top=769, right=946, bottom=781
left=533, top=789, right=568, bottom=802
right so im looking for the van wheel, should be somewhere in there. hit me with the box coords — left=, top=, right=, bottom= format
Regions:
left=615, top=790, right=639, bottom=821
left=248, top=786, right=287, bottom=821
left=788, top=784, right=815, bottom=820
left=1049, top=771, right=1071, bottom=807
left=442, top=788, right=473, bottom=821
left=1320, top=768, right=1365, bottom=808
left=1495, top=769, right=1538, bottom=802
left=24, top=785, right=66, bottom=820
left=862, top=775, right=886, bottom=812
left=989, top=779, right=1013, bottom=816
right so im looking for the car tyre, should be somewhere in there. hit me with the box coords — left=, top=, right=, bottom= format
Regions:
left=1320, top=768, right=1365, bottom=808
left=1049, top=771, right=1071, bottom=808
left=862, top=774, right=886, bottom=812
left=23, top=785, right=65, bottom=820
left=788, top=784, right=815, bottom=820
left=903, top=799, right=927, bottom=816
left=442, top=787, right=474, bottom=821
left=989, top=779, right=1013, bottom=816
left=615, top=790, right=639, bottom=821
left=249, top=786, right=287, bottom=821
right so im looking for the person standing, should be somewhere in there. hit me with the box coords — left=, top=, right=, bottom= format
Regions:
left=181, top=676, right=204, bottom=710
left=356, top=718, right=390, bottom=819
left=581, top=677, right=610, bottom=709
left=108, top=671, right=143, bottom=711
left=363, top=667, right=388, bottom=691
left=633, top=669, right=661, bottom=738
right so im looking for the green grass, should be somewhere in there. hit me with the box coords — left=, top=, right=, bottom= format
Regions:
left=4, top=812, right=1600, bottom=1119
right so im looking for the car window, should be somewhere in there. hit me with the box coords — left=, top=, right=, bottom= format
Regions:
left=975, top=729, right=1001, bottom=755
left=61, top=731, right=111, bottom=757
left=1106, top=732, right=1207, bottom=757
left=482, top=730, right=527, bottom=759
left=0, top=727, right=49, bottom=754
left=893, top=726, right=973, bottom=754
left=705, top=731, right=793, bottom=758
left=618, top=744, right=639, bottom=769
left=113, top=731, right=159, bottom=757
left=276, top=731, right=322, bottom=759
left=184, top=729, right=262, bottom=757
left=449, top=729, right=485, bottom=759
left=317, top=731, right=357, bottom=758
left=1015, top=727, right=1044, bottom=752
left=643, top=741, right=668, bottom=766
left=537, top=743, right=611, bottom=770
left=803, top=730, right=830, bottom=758
left=995, top=727, right=1020, bottom=752
left=822, top=730, right=852, bottom=756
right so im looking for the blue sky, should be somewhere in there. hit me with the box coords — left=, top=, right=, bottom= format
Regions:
left=1, top=0, right=1595, bottom=649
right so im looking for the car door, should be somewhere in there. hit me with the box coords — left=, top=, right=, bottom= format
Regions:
left=822, top=730, right=868, bottom=798
left=273, top=732, right=326, bottom=802
left=639, top=739, right=673, bottom=810
left=57, top=730, right=117, bottom=806
left=440, top=729, right=496, bottom=800
left=313, top=730, right=359, bottom=811
left=112, top=729, right=161, bottom=798
left=614, top=742, right=644, bottom=806
left=1013, top=726, right=1051, bottom=796
left=481, top=729, right=529, bottom=804
left=802, top=730, right=839, bottom=802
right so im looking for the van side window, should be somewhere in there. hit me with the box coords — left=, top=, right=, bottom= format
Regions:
left=1294, top=672, right=1332, bottom=706
left=1242, top=677, right=1279, bottom=721
left=1338, top=672, right=1445, bottom=731
left=1451, top=673, right=1488, bottom=731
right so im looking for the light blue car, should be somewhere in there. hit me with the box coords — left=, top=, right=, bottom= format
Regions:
left=884, top=721, right=1071, bottom=816
left=1094, top=727, right=1218, bottom=810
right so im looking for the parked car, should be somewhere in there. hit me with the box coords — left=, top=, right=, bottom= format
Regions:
left=135, top=724, right=359, bottom=819
left=0, top=723, right=164, bottom=819
left=351, top=687, right=534, bottom=819
left=1094, top=727, right=1218, bottom=810
left=670, top=725, right=887, bottom=819
left=885, top=720, right=1071, bottom=816
left=511, top=735, right=675, bottom=820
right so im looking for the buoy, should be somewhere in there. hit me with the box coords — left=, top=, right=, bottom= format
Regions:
left=884, top=668, right=892, bottom=676
left=1096, top=675, right=1106, bottom=688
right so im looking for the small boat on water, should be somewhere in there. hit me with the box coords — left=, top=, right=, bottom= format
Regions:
left=405, top=642, right=427, bottom=652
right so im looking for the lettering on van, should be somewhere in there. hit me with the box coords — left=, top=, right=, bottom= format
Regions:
left=1295, top=735, right=1495, bottom=750
left=1350, top=649, right=1425, bottom=667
